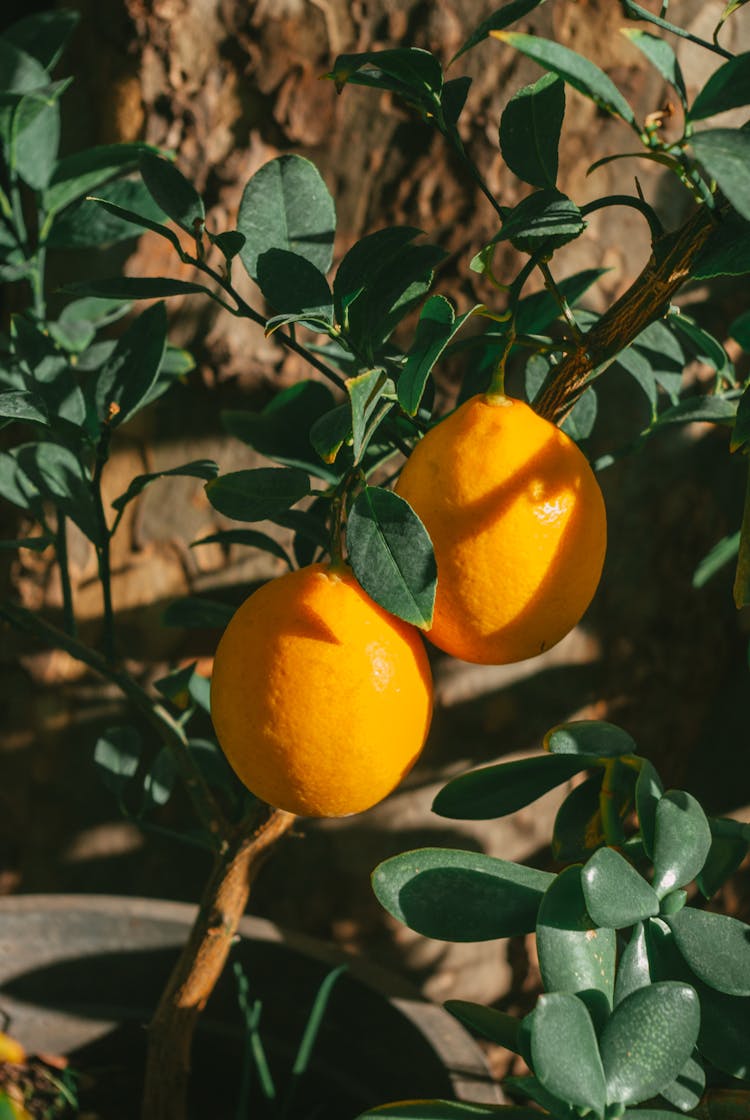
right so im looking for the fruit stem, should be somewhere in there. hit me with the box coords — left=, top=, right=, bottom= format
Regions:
left=486, top=323, right=516, bottom=399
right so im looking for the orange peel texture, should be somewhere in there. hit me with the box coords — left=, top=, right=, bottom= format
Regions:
left=210, top=563, right=433, bottom=817
left=395, top=393, right=607, bottom=665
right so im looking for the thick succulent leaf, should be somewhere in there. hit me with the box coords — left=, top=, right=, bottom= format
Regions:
left=530, top=993, right=606, bottom=1116
left=614, top=923, right=652, bottom=1006
left=552, top=773, right=604, bottom=862
left=658, top=1051, right=705, bottom=1113
left=433, top=753, right=596, bottom=821
left=652, top=791, right=712, bottom=898
left=444, top=1001, right=521, bottom=1054
left=372, top=848, right=553, bottom=942
left=667, top=908, right=750, bottom=996
left=355, top=1104, right=533, bottom=1119
left=582, top=847, right=660, bottom=930
left=545, top=720, right=638, bottom=758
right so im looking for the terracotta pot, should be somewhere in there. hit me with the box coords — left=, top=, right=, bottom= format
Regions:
left=0, top=895, right=502, bottom=1117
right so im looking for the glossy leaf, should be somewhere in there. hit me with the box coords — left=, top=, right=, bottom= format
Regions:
left=309, top=403, right=351, bottom=466
left=600, top=982, right=699, bottom=1105
left=499, top=73, right=565, bottom=188
left=530, top=993, right=606, bottom=1115
left=85, top=196, right=183, bottom=257
left=561, top=386, right=597, bottom=441
left=623, top=31, right=687, bottom=108
left=346, top=486, right=436, bottom=628
left=222, top=380, right=337, bottom=482
left=0, top=389, right=48, bottom=426
left=433, top=753, right=595, bottom=821
left=444, top=1001, right=521, bottom=1053
left=690, top=53, right=750, bottom=121
left=545, top=720, right=638, bottom=758
left=191, top=529, right=293, bottom=570
left=4, top=9, right=79, bottom=70
left=499, top=189, right=585, bottom=254
left=667, top=908, right=750, bottom=996
left=536, top=866, right=615, bottom=1023
left=655, top=395, right=737, bottom=429
left=142, top=747, right=178, bottom=811
left=659, top=1052, right=705, bottom=1113
left=694, top=213, right=750, bottom=279
left=451, top=0, right=547, bottom=62
left=94, top=726, right=141, bottom=803
left=333, top=227, right=422, bottom=319
left=13, top=83, right=66, bottom=191
left=552, top=773, right=604, bottom=861
left=697, top=825, right=750, bottom=897
left=111, top=460, right=218, bottom=512
left=64, top=277, right=207, bottom=300
left=47, top=178, right=168, bottom=250
left=615, top=923, right=652, bottom=1006
left=492, top=31, right=637, bottom=127
left=372, top=848, right=553, bottom=942
left=204, top=467, right=310, bottom=523
left=256, top=248, right=333, bottom=326
left=43, top=142, right=154, bottom=215
left=671, top=314, right=732, bottom=379
left=697, top=983, right=750, bottom=1079
left=346, top=368, right=392, bottom=462
left=162, top=597, right=235, bottom=630
left=652, top=790, right=712, bottom=897
left=691, top=130, right=750, bottom=222
left=399, top=297, right=478, bottom=416
left=503, top=1074, right=575, bottom=1119
left=0, top=39, right=49, bottom=95
left=326, top=48, right=442, bottom=113
left=94, top=302, right=168, bottom=427
left=139, top=151, right=204, bottom=234
left=238, top=155, right=335, bottom=280
left=582, top=847, right=660, bottom=930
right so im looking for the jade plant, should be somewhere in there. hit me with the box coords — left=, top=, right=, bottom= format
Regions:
left=358, top=720, right=750, bottom=1119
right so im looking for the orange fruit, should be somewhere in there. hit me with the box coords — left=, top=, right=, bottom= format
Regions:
left=210, top=563, right=433, bottom=817
left=395, top=393, right=607, bottom=665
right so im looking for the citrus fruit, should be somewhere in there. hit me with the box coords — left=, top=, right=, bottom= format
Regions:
left=210, top=563, right=433, bottom=817
left=395, top=393, right=607, bottom=665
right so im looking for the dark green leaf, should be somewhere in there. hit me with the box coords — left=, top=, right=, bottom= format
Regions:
left=11, top=314, right=85, bottom=425
left=536, top=866, right=615, bottom=1024
left=658, top=1052, right=705, bottom=1113
left=399, top=297, right=478, bottom=416
left=730, top=308, right=750, bottom=350
left=333, top=227, right=423, bottom=319
left=355, top=1104, right=527, bottom=1119
left=635, top=759, right=664, bottom=859
left=499, top=73, right=565, bottom=188
left=622, top=0, right=722, bottom=49
left=670, top=313, right=732, bottom=378
left=561, top=386, right=597, bottom=441
left=94, top=726, right=141, bottom=801
left=451, top=0, right=548, bottom=63
left=667, top=908, right=750, bottom=996
left=623, top=31, right=687, bottom=108
left=346, top=242, right=448, bottom=354
left=493, top=31, right=637, bottom=127
left=154, top=662, right=198, bottom=703
left=210, top=230, right=245, bottom=260
left=43, top=142, right=156, bottom=216
left=112, top=460, right=218, bottom=512
left=204, top=467, right=311, bottom=523
left=615, top=923, right=652, bottom=1006
left=552, top=773, right=604, bottom=862
left=694, top=212, right=750, bottom=279
left=696, top=981, right=750, bottom=1079
left=238, top=155, right=335, bottom=281
left=654, top=395, right=737, bottom=428
left=326, top=48, right=442, bottom=113
left=13, top=83, right=66, bottom=191
left=531, top=993, right=606, bottom=1115
left=693, top=531, right=740, bottom=589
left=440, top=76, right=471, bottom=131
left=139, top=152, right=205, bottom=234
left=732, top=381, right=750, bottom=453
left=0, top=39, right=48, bottom=94
left=85, top=196, right=184, bottom=256
left=544, top=720, right=638, bottom=758
left=0, top=389, right=48, bottom=425
left=444, top=1001, right=521, bottom=1053
left=191, top=529, right=293, bottom=570
left=697, top=823, right=750, bottom=897
left=690, top=53, right=750, bottom=121
left=4, top=9, right=79, bottom=70
left=601, top=982, right=699, bottom=1106
left=499, top=189, right=585, bottom=254
left=94, top=302, right=167, bottom=427
left=346, top=486, right=436, bottom=629
left=47, top=178, right=168, bottom=250
left=514, top=268, right=607, bottom=335
left=0, top=536, right=51, bottom=551
left=346, top=368, right=393, bottom=463
left=222, top=380, right=338, bottom=482
left=142, top=747, right=178, bottom=811
left=64, top=277, right=207, bottom=300
left=503, top=1074, right=576, bottom=1119
left=274, top=502, right=331, bottom=568
left=162, top=597, right=235, bottom=629
left=734, top=460, right=750, bottom=608
left=15, top=442, right=100, bottom=543
left=691, top=130, right=750, bottom=222
left=652, top=790, right=712, bottom=897
left=433, top=753, right=595, bottom=821
left=582, top=847, right=660, bottom=929
left=309, top=403, right=351, bottom=466
left=371, top=847, right=553, bottom=941
left=0, top=447, right=41, bottom=513
left=256, top=248, right=333, bottom=324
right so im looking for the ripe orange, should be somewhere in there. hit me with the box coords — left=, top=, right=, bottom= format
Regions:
left=395, top=393, right=607, bottom=665
left=210, top=563, right=433, bottom=817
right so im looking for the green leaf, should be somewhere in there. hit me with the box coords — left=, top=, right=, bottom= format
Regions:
left=696, top=982, right=750, bottom=1079
left=139, top=151, right=205, bottom=234
left=561, top=386, right=597, bottom=441
left=600, top=982, right=699, bottom=1106
left=654, top=393, right=736, bottom=429
left=371, top=848, right=553, bottom=942
left=345, top=368, right=392, bottom=463
left=0, top=389, right=48, bottom=425
left=498, top=189, right=585, bottom=254
left=204, top=467, right=311, bottom=523
left=503, top=1074, right=576, bottom=1119
left=697, top=823, right=750, bottom=897
left=730, top=308, right=750, bottom=350
left=667, top=908, right=750, bottom=996
left=433, top=753, right=596, bottom=821
left=13, top=82, right=66, bottom=191
left=615, top=923, right=652, bottom=1006
left=513, top=268, right=607, bottom=334
left=47, top=178, right=168, bottom=249
left=209, top=230, right=245, bottom=260
left=623, top=31, right=687, bottom=109
left=191, top=529, right=293, bottom=570
left=732, top=381, right=750, bottom=454
left=333, top=227, right=423, bottom=319
left=85, top=195, right=183, bottom=257
left=0, top=447, right=41, bottom=513
left=162, top=597, right=235, bottom=629
left=94, top=301, right=167, bottom=428
left=256, top=248, right=333, bottom=324
left=545, top=720, right=638, bottom=758
left=444, top=1001, right=521, bottom=1053
left=309, top=403, right=351, bottom=466
left=552, top=773, right=604, bottom=862
left=0, top=536, right=52, bottom=551
left=326, top=48, right=442, bottom=113
left=652, top=791, right=712, bottom=898
left=536, top=866, right=615, bottom=1024
left=238, top=155, right=335, bottom=281
left=43, top=142, right=155, bottom=216
left=346, top=486, right=436, bottom=629
left=492, top=31, right=637, bottom=128
left=694, top=212, right=750, bottom=279
left=64, top=277, right=207, bottom=300
left=15, top=442, right=100, bottom=544
left=399, top=297, right=479, bottom=416
left=0, top=39, right=48, bottom=94
left=274, top=502, right=331, bottom=568
left=94, top=726, right=141, bottom=803
left=451, top=0, right=548, bottom=63
left=635, top=759, right=664, bottom=859
left=670, top=313, right=732, bottom=378
left=499, top=73, right=565, bottom=189
left=693, top=530, right=740, bottom=588
left=142, top=747, right=178, bottom=811
left=355, top=1104, right=528, bottom=1119
left=4, top=9, right=79, bottom=70
left=112, top=460, right=218, bottom=512
left=690, top=130, right=750, bottom=222
left=690, top=53, right=750, bottom=121
left=582, top=847, right=660, bottom=929
left=734, top=460, right=750, bottom=607
left=153, top=662, right=198, bottom=704
left=658, top=1052, right=705, bottom=1114
left=221, top=380, right=338, bottom=482
left=11, top=314, right=85, bottom=425
left=531, top=993, right=606, bottom=1116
